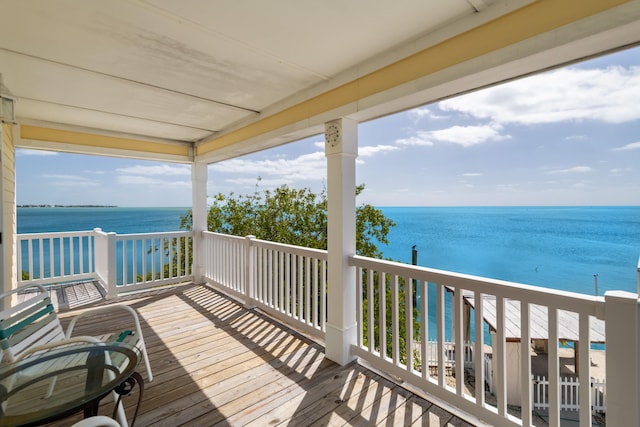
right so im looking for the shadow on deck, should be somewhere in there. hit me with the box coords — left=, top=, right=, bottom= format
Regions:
left=45, top=283, right=477, bottom=426
left=38, top=280, right=107, bottom=309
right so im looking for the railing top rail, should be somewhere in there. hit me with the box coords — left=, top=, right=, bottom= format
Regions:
left=251, top=237, right=328, bottom=259
left=203, top=231, right=328, bottom=259
left=350, top=254, right=605, bottom=315
left=116, top=230, right=192, bottom=239
left=17, top=230, right=95, bottom=238
left=203, top=231, right=245, bottom=242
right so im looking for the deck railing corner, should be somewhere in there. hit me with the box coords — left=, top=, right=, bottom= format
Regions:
left=243, top=235, right=256, bottom=309
left=93, top=228, right=117, bottom=299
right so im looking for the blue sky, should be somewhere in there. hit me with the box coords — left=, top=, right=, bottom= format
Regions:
left=16, top=46, right=640, bottom=207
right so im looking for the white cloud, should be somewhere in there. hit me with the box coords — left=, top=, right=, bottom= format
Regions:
left=395, top=135, right=434, bottom=146
left=496, top=183, right=520, bottom=192
left=462, top=173, right=483, bottom=177
left=16, top=148, right=58, bottom=156
left=407, top=107, right=447, bottom=121
left=612, top=141, right=640, bottom=151
left=359, top=144, right=399, bottom=157
left=224, top=177, right=293, bottom=187
left=564, top=135, right=588, bottom=141
left=210, top=151, right=326, bottom=182
left=412, top=124, right=510, bottom=147
left=546, top=166, right=593, bottom=175
left=210, top=144, right=402, bottom=186
left=115, top=164, right=191, bottom=176
left=439, top=65, right=640, bottom=125
left=610, top=167, right=634, bottom=175
left=117, top=176, right=160, bottom=185
left=116, top=175, right=190, bottom=188
left=42, top=174, right=83, bottom=180
left=42, top=174, right=100, bottom=187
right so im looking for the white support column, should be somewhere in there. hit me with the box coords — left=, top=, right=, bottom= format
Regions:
left=191, top=161, right=208, bottom=285
left=93, top=228, right=117, bottom=298
left=325, top=118, right=358, bottom=366
left=0, top=124, right=5, bottom=296
left=105, top=232, right=117, bottom=299
left=605, top=290, right=640, bottom=427
left=244, top=235, right=256, bottom=308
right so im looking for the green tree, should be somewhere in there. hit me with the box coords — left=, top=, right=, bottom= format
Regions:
left=180, top=182, right=394, bottom=258
left=180, top=181, right=419, bottom=365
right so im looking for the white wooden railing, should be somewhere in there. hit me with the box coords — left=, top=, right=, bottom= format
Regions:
left=115, top=230, right=192, bottom=290
left=202, top=232, right=327, bottom=340
left=18, top=230, right=639, bottom=426
left=201, top=235, right=640, bottom=427
left=349, top=254, right=612, bottom=427
left=18, top=230, right=96, bottom=285
left=17, top=229, right=193, bottom=295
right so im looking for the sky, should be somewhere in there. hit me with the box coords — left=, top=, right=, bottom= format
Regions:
left=16, top=46, right=640, bottom=207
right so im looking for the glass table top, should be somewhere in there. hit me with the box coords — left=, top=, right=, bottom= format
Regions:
left=0, top=342, right=140, bottom=427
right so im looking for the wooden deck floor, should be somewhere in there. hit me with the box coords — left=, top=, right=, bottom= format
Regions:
left=48, top=283, right=476, bottom=427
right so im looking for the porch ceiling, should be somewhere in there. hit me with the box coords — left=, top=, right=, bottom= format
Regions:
left=2, top=0, right=640, bottom=162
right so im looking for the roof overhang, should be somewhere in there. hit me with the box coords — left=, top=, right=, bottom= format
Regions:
left=2, top=0, right=639, bottom=163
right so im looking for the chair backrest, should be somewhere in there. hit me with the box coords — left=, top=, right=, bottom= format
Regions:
left=0, top=284, right=66, bottom=363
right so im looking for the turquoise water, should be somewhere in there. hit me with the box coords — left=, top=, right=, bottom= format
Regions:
left=18, top=207, right=190, bottom=285
left=17, top=206, right=640, bottom=294
left=18, top=205, right=638, bottom=342
left=379, top=206, right=639, bottom=295
left=17, top=207, right=189, bottom=234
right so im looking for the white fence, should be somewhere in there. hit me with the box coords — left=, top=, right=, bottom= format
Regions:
left=416, top=341, right=493, bottom=393
left=18, top=229, right=193, bottom=295
left=533, top=375, right=606, bottom=413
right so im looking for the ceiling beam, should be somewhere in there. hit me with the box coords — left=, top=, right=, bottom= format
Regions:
left=18, top=124, right=192, bottom=162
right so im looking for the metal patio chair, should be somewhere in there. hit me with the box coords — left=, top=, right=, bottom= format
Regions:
left=0, top=283, right=153, bottom=426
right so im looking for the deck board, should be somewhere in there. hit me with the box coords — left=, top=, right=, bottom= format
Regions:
left=42, top=283, right=474, bottom=427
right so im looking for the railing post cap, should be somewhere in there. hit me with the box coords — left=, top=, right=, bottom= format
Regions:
left=604, top=290, right=638, bottom=302
left=246, top=235, right=256, bottom=240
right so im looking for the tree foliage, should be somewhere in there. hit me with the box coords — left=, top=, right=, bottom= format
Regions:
left=180, top=182, right=395, bottom=258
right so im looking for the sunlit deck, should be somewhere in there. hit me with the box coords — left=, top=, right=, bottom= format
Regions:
left=48, top=283, right=475, bottom=427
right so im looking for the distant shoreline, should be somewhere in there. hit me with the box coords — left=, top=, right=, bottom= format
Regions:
left=18, top=205, right=118, bottom=208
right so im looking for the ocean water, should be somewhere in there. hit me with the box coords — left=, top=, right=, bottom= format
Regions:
left=17, top=207, right=190, bottom=234
left=378, top=206, right=640, bottom=295
left=17, top=206, right=640, bottom=295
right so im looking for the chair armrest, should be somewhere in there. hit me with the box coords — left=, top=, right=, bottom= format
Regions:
left=65, top=304, right=145, bottom=345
